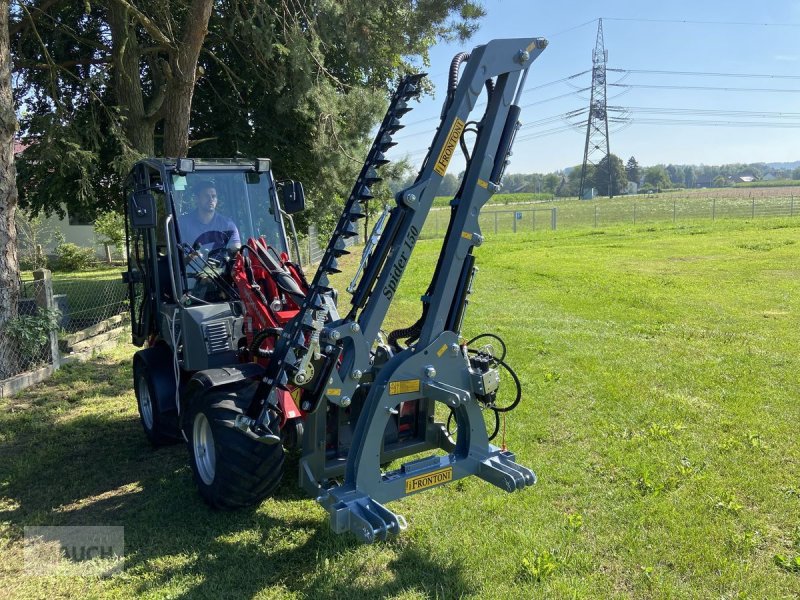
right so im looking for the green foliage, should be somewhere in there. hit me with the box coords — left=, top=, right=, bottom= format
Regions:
left=12, top=1, right=484, bottom=231
left=593, top=153, right=628, bottom=196
left=55, top=241, right=96, bottom=272
left=644, top=165, right=671, bottom=190
left=93, top=211, right=125, bottom=255
left=14, top=210, right=52, bottom=270
left=4, top=309, right=61, bottom=364
left=626, top=156, right=641, bottom=185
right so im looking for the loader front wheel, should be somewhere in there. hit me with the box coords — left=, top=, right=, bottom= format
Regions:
left=186, top=381, right=285, bottom=509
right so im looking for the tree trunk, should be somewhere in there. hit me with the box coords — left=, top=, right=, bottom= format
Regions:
left=162, top=0, right=213, bottom=157
left=108, top=2, right=154, bottom=155
left=0, top=0, right=20, bottom=376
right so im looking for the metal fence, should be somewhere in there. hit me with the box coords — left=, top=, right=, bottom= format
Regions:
left=1, top=269, right=129, bottom=395
left=415, top=194, right=799, bottom=239
left=546, top=194, right=799, bottom=230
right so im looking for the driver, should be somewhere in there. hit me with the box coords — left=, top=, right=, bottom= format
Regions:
left=179, top=180, right=241, bottom=259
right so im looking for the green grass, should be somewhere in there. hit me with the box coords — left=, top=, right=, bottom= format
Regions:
left=2, top=218, right=800, bottom=597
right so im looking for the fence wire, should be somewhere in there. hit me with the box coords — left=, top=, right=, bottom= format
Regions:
left=1, top=272, right=129, bottom=383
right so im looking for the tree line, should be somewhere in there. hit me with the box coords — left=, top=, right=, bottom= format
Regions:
left=425, top=157, right=800, bottom=199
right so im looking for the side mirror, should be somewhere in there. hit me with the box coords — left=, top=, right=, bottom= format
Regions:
left=280, top=181, right=306, bottom=214
left=129, top=191, right=158, bottom=229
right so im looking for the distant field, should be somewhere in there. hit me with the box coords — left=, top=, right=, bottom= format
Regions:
left=1, top=217, right=799, bottom=598
left=424, top=186, right=800, bottom=238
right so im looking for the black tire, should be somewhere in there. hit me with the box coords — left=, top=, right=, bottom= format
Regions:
left=133, top=352, right=181, bottom=446
left=186, top=381, right=285, bottom=509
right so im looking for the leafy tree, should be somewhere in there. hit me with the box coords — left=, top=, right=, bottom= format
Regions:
left=625, top=156, right=641, bottom=186
left=644, top=165, right=670, bottom=190
left=12, top=0, right=484, bottom=230
left=593, top=154, right=627, bottom=197
left=542, top=173, right=560, bottom=194
left=792, top=167, right=800, bottom=180
left=1, top=0, right=20, bottom=376
left=683, top=165, right=696, bottom=188
left=94, top=210, right=126, bottom=262
left=13, top=0, right=214, bottom=219
left=666, top=164, right=683, bottom=186
left=713, top=175, right=727, bottom=188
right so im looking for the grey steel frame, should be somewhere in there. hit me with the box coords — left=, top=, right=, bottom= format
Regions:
left=250, top=38, right=548, bottom=542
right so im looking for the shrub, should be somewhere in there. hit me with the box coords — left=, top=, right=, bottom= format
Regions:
left=55, top=242, right=96, bottom=271
left=3, top=309, right=61, bottom=372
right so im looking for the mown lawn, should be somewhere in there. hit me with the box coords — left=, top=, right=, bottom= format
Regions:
left=1, top=218, right=799, bottom=598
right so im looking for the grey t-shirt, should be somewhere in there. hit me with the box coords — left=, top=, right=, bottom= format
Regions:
left=179, top=211, right=241, bottom=251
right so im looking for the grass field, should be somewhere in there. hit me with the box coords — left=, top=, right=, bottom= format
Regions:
left=1, top=218, right=799, bottom=598
left=424, top=186, right=800, bottom=239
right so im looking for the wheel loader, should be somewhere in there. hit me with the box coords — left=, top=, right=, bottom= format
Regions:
left=124, top=37, right=547, bottom=542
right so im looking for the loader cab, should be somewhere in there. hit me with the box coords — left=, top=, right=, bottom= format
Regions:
left=124, top=158, right=304, bottom=347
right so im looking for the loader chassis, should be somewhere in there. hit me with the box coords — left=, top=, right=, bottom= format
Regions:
left=125, top=37, right=547, bottom=542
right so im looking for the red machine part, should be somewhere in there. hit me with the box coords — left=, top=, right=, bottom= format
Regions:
left=231, top=237, right=309, bottom=426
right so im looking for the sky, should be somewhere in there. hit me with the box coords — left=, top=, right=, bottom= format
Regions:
left=390, top=0, right=800, bottom=175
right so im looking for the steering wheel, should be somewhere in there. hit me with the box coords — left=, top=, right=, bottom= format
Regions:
left=191, top=231, right=232, bottom=266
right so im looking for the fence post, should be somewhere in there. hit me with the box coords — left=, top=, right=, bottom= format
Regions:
left=551, top=207, right=557, bottom=230
left=33, top=269, right=61, bottom=371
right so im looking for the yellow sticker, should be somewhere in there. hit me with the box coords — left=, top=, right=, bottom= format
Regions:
left=389, top=379, right=420, bottom=395
left=461, top=231, right=472, bottom=240
left=436, top=344, right=448, bottom=357
left=477, top=178, right=489, bottom=189
left=326, top=388, right=341, bottom=396
left=526, top=40, right=538, bottom=53
left=405, top=467, right=453, bottom=494
left=434, top=117, right=466, bottom=176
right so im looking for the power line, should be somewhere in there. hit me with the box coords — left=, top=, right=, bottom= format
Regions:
left=609, top=68, right=800, bottom=80
left=394, top=70, right=592, bottom=133
left=608, top=117, right=800, bottom=128
left=609, top=83, right=800, bottom=93
left=603, top=17, right=800, bottom=28
left=610, top=106, right=800, bottom=119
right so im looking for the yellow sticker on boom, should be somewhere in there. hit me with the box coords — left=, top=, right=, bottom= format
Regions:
left=405, top=467, right=453, bottom=494
left=389, top=379, right=420, bottom=395
left=436, top=344, right=448, bottom=357
left=477, top=178, right=489, bottom=189
left=434, top=117, right=466, bottom=176
left=461, top=231, right=472, bottom=240
left=326, top=388, right=341, bottom=396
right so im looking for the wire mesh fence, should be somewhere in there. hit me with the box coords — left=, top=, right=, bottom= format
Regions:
left=0, top=278, right=54, bottom=380
left=1, top=270, right=129, bottom=388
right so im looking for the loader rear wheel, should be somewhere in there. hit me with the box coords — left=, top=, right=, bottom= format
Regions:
left=186, top=381, right=285, bottom=509
left=134, top=353, right=180, bottom=446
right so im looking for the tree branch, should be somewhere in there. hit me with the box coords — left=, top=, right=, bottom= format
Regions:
left=107, top=0, right=174, bottom=47
left=9, top=0, right=62, bottom=36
